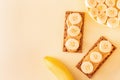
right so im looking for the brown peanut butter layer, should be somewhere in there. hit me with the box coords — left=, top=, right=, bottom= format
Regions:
left=63, top=11, right=85, bottom=53
left=76, top=36, right=116, bottom=78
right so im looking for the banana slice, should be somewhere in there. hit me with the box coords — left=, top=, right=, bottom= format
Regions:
left=81, top=61, right=94, bottom=74
left=105, top=0, right=115, bottom=7
left=68, top=13, right=82, bottom=24
left=65, top=38, right=79, bottom=51
left=106, top=7, right=118, bottom=17
left=89, top=8, right=98, bottom=17
left=96, top=0, right=105, bottom=3
left=67, top=26, right=80, bottom=37
left=97, top=3, right=107, bottom=13
left=99, top=40, right=112, bottom=53
left=107, top=17, right=119, bottom=28
left=117, top=0, right=120, bottom=9
left=97, top=12, right=108, bottom=24
left=90, top=51, right=102, bottom=63
left=85, top=0, right=97, bottom=8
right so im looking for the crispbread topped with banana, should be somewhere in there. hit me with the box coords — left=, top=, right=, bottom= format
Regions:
left=85, top=0, right=120, bottom=28
left=76, top=36, right=116, bottom=78
left=63, top=11, right=85, bottom=53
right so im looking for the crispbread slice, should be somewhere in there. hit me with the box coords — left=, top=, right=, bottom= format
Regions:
left=76, top=36, right=116, bottom=78
left=63, top=11, right=85, bottom=53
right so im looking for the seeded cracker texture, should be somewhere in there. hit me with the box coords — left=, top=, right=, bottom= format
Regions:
left=63, top=11, right=85, bottom=53
left=76, top=36, right=116, bottom=78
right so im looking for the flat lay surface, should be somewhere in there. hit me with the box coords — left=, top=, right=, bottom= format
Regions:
left=1, top=0, right=120, bottom=80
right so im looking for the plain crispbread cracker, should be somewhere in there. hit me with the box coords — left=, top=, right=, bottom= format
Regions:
left=63, top=11, right=85, bottom=53
left=76, top=36, right=116, bottom=78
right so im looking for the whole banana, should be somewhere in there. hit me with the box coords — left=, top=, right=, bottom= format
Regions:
left=44, top=56, right=74, bottom=80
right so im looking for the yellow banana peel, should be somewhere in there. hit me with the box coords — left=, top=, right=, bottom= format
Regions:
left=44, top=56, right=74, bottom=80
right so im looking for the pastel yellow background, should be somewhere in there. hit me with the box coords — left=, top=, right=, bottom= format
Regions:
left=1, top=0, right=120, bottom=80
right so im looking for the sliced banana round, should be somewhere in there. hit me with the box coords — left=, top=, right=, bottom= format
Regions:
left=117, top=0, right=120, bottom=9
left=96, top=0, right=105, bottom=3
left=99, top=40, right=112, bottom=53
left=67, top=26, right=80, bottom=37
left=107, top=17, right=119, bottom=28
left=68, top=13, right=82, bottom=25
left=106, top=7, right=118, bottom=17
left=81, top=61, right=94, bottom=74
left=97, top=12, right=108, bottom=24
left=90, top=51, right=102, bottom=63
left=97, top=3, right=107, bottom=13
left=85, top=0, right=97, bottom=8
left=105, top=0, right=115, bottom=7
left=89, top=8, right=98, bottom=17
left=65, top=38, right=79, bottom=51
